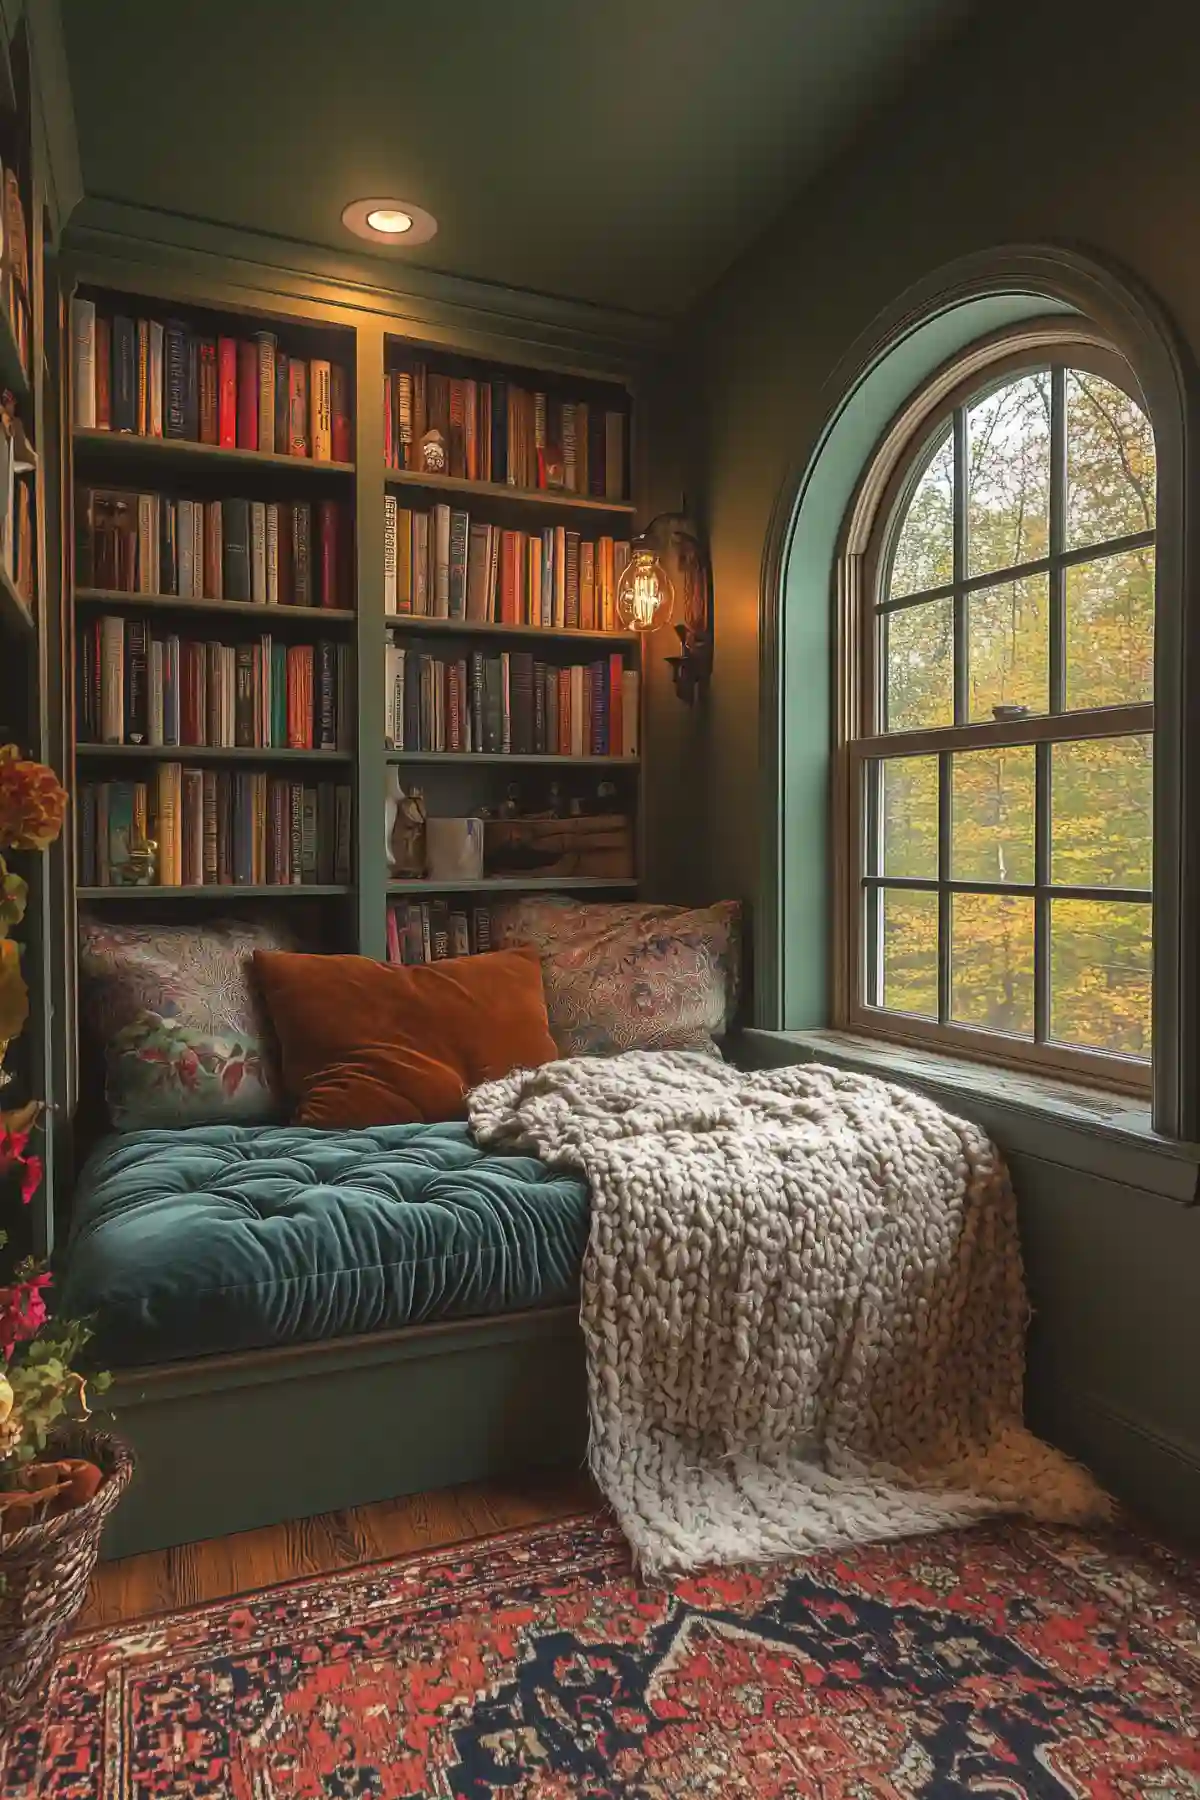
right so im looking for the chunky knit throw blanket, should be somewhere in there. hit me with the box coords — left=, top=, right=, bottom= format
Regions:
left=468, top=1051, right=1108, bottom=1575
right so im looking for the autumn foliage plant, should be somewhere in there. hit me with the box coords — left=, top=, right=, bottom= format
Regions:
left=0, top=744, right=110, bottom=1542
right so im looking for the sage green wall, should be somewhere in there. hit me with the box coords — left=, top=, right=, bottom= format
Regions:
left=685, top=0, right=1200, bottom=1534
left=689, top=0, right=1200, bottom=914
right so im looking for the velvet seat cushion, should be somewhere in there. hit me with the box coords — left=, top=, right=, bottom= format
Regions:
left=57, top=1122, right=590, bottom=1367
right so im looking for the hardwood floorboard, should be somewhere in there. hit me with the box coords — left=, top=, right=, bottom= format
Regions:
left=82, top=1467, right=597, bottom=1629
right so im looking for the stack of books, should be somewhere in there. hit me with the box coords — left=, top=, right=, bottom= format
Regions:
left=77, top=488, right=351, bottom=608
left=1, top=164, right=31, bottom=379
left=0, top=391, right=34, bottom=602
left=78, top=772, right=352, bottom=888
left=384, top=500, right=630, bottom=629
left=384, top=363, right=627, bottom=498
left=384, top=647, right=638, bottom=758
left=78, top=618, right=352, bottom=751
left=386, top=900, right=492, bottom=965
left=71, top=300, right=352, bottom=461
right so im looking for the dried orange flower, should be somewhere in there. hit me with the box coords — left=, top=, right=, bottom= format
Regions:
left=0, top=745, right=68, bottom=852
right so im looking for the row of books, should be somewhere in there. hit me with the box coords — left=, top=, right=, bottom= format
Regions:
left=1, top=391, right=34, bottom=602
left=384, top=363, right=627, bottom=498
left=384, top=500, right=631, bottom=631
left=78, top=773, right=353, bottom=889
left=78, top=619, right=353, bottom=752
left=76, top=488, right=351, bottom=609
left=71, top=300, right=352, bottom=461
left=1, top=165, right=31, bottom=381
left=386, top=900, right=493, bottom=966
left=384, top=648, right=638, bottom=759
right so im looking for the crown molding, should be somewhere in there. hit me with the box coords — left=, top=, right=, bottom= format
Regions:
left=62, top=196, right=672, bottom=374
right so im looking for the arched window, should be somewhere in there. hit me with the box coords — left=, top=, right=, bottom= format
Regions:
left=839, top=327, right=1155, bottom=1089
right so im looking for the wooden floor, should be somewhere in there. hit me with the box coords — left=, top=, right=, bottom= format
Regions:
left=82, top=1467, right=597, bottom=1629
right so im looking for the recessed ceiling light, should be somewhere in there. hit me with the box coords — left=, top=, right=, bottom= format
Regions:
left=365, top=208, right=413, bottom=235
left=341, top=198, right=438, bottom=247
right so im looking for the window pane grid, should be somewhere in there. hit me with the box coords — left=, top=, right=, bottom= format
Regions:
left=865, top=355, right=1156, bottom=1070
left=865, top=732, right=1151, bottom=1054
left=877, top=526, right=1157, bottom=615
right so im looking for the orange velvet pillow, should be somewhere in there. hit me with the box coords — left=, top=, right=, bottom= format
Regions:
left=252, top=946, right=558, bottom=1127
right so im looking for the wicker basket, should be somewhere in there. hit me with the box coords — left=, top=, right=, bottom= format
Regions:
left=0, top=1426, right=133, bottom=1731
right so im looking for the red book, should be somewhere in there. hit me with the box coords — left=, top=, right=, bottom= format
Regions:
left=609, top=652, right=623, bottom=760
left=217, top=339, right=238, bottom=446
left=383, top=372, right=393, bottom=469
left=236, top=340, right=258, bottom=451
left=318, top=501, right=339, bottom=608
left=330, top=364, right=352, bottom=463
left=95, top=317, right=112, bottom=429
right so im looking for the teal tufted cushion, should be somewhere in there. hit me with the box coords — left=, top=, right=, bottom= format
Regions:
left=58, top=1123, right=590, bottom=1367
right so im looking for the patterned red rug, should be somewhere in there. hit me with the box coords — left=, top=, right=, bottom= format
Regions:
left=1, top=1511, right=1197, bottom=1797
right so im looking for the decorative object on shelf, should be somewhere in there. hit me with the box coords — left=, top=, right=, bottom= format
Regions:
left=484, top=813, right=634, bottom=880
left=110, top=828, right=158, bottom=888
left=420, top=429, right=447, bottom=474
left=425, top=817, right=485, bottom=883
left=390, top=786, right=427, bottom=878
left=621, top=511, right=713, bottom=703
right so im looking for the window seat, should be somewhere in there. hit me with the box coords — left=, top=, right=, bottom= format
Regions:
left=59, top=1121, right=591, bottom=1367
left=56, top=1122, right=593, bottom=1557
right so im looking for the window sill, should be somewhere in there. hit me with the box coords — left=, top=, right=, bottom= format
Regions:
left=736, top=1027, right=1200, bottom=1204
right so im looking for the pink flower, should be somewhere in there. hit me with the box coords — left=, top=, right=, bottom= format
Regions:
left=0, top=1125, right=42, bottom=1206
left=0, top=1270, right=52, bottom=1358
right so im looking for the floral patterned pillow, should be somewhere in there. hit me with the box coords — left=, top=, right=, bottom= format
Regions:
left=77, top=916, right=297, bottom=1129
left=489, top=897, right=741, bottom=1058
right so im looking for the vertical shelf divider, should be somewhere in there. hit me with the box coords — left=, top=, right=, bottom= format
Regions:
left=354, top=320, right=387, bottom=960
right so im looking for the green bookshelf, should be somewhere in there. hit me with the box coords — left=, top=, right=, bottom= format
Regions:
left=74, top=428, right=354, bottom=478
left=65, top=272, right=644, bottom=970
left=77, top=588, right=355, bottom=625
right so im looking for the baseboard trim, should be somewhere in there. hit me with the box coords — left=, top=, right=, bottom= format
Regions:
left=1031, top=1380, right=1200, bottom=1545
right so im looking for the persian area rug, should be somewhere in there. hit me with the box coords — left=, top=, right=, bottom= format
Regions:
left=2, top=1513, right=1197, bottom=1798
left=469, top=1053, right=1106, bottom=1574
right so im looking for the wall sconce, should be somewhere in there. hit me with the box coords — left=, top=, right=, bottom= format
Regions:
left=618, top=510, right=713, bottom=704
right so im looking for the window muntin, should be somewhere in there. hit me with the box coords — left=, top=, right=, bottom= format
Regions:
left=853, top=352, right=1156, bottom=1081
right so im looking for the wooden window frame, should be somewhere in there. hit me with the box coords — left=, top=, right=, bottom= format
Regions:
left=834, top=320, right=1156, bottom=1093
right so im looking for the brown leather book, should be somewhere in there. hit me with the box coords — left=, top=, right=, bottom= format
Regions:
left=198, top=338, right=218, bottom=444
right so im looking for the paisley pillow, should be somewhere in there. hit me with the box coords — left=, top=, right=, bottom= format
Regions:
left=489, top=897, right=741, bottom=1057
left=77, top=915, right=297, bottom=1129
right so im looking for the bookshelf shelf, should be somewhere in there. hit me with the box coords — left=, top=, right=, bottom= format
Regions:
left=385, top=752, right=639, bottom=767
left=77, top=745, right=354, bottom=765
left=0, top=565, right=34, bottom=637
left=384, top=467, right=635, bottom=516
left=73, top=430, right=355, bottom=478
left=78, top=885, right=353, bottom=900
left=387, top=876, right=637, bottom=896
left=384, top=614, right=636, bottom=647
left=76, top=589, right=356, bottom=625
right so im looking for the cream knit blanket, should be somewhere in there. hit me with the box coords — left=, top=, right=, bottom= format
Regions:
left=468, top=1050, right=1108, bottom=1575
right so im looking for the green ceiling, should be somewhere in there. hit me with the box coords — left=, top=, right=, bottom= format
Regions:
left=61, top=0, right=969, bottom=319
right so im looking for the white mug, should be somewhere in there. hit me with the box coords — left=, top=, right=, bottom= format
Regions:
left=425, top=816, right=484, bottom=882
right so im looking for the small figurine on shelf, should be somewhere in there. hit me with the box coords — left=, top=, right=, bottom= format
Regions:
left=112, top=830, right=158, bottom=888
left=499, top=782, right=522, bottom=820
left=547, top=782, right=566, bottom=819
left=391, top=787, right=427, bottom=878
left=420, top=429, right=447, bottom=475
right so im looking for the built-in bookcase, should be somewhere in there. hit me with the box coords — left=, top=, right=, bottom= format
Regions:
left=68, top=287, right=359, bottom=956
left=63, top=274, right=645, bottom=977
left=1, top=13, right=57, bottom=1257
